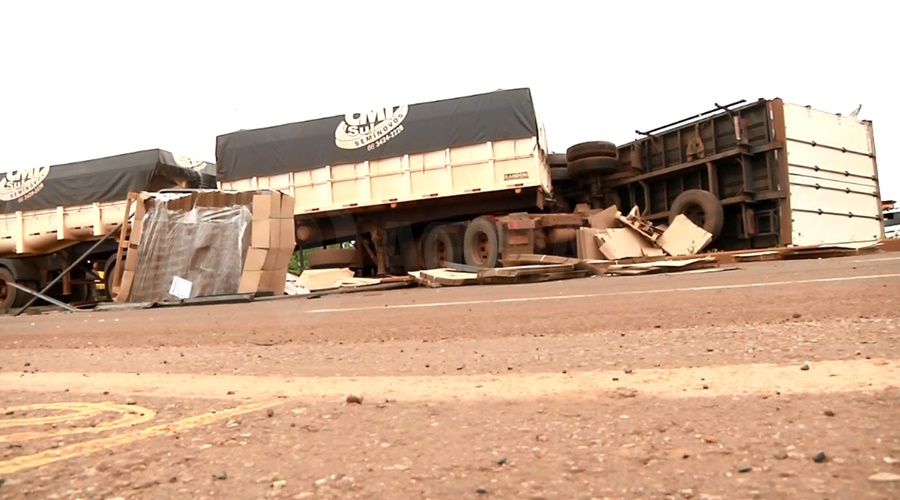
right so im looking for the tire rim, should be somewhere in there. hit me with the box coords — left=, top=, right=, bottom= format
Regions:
left=434, top=239, right=448, bottom=265
left=473, top=231, right=492, bottom=265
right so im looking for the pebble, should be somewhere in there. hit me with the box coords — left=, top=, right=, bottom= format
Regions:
left=774, top=451, right=789, bottom=460
left=125, top=399, right=136, bottom=405
left=702, top=384, right=709, bottom=390
left=0, top=477, right=5, bottom=487
left=213, top=471, right=227, bottom=480
left=227, top=391, right=235, bottom=395
left=272, top=480, right=287, bottom=488
left=812, top=451, right=827, bottom=463
left=624, top=368, right=633, bottom=374
left=266, top=408, right=274, bottom=418
left=346, top=394, right=363, bottom=404
left=738, top=466, right=752, bottom=473
left=800, top=363, right=810, bottom=371
left=824, top=409, right=835, bottom=417
left=792, top=313, right=801, bottom=319
left=869, top=472, right=900, bottom=482
left=476, top=487, right=487, bottom=494
left=496, top=456, right=507, bottom=465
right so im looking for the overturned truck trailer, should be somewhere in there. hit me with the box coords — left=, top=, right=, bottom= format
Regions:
left=594, top=98, right=884, bottom=250
left=0, top=149, right=211, bottom=312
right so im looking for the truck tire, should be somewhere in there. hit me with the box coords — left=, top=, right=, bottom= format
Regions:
left=547, top=153, right=568, bottom=167
left=550, top=166, right=570, bottom=182
left=463, top=216, right=500, bottom=269
left=669, top=189, right=725, bottom=240
left=0, top=267, right=33, bottom=313
left=566, top=141, right=618, bottom=162
left=567, top=156, right=620, bottom=178
left=422, top=226, right=462, bottom=269
left=308, top=248, right=358, bottom=269
left=104, top=255, right=119, bottom=299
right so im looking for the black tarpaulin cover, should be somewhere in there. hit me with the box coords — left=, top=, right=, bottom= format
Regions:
left=0, top=149, right=205, bottom=213
left=215, top=88, right=539, bottom=183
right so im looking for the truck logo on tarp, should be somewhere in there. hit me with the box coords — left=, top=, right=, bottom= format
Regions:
left=335, top=105, right=409, bottom=151
left=0, top=166, right=50, bottom=202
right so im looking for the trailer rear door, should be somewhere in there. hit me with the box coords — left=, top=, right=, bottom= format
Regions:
left=782, top=103, right=883, bottom=246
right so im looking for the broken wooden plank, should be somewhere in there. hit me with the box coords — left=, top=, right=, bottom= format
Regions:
left=479, top=270, right=588, bottom=285
left=477, top=264, right=574, bottom=278
left=604, top=256, right=718, bottom=276
left=501, top=254, right=582, bottom=267
left=733, top=250, right=782, bottom=262
left=419, top=269, right=480, bottom=286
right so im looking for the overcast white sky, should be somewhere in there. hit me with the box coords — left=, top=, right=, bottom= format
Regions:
left=1, top=1, right=896, bottom=200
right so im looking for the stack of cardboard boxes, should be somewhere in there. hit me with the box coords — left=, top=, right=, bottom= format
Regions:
left=238, top=192, right=296, bottom=296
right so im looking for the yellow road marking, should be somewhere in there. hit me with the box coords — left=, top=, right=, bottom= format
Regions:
left=0, top=401, right=280, bottom=476
left=0, top=402, right=156, bottom=443
left=0, top=403, right=100, bottom=429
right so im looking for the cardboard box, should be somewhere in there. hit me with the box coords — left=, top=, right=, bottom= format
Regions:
left=252, top=193, right=283, bottom=220
left=251, top=219, right=280, bottom=249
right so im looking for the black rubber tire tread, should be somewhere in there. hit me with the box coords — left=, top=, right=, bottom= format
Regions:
left=550, top=166, right=570, bottom=182
left=566, top=141, right=618, bottom=162
left=567, top=156, right=621, bottom=178
left=422, top=226, right=462, bottom=270
left=401, top=235, right=421, bottom=273
left=668, top=189, right=725, bottom=240
left=463, top=217, right=500, bottom=268
left=104, top=255, right=119, bottom=299
left=308, top=248, right=359, bottom=269
left=547, top=153, right=568, bottom=167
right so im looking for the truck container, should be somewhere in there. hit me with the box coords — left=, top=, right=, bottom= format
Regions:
left=214, top=90, right=884, bottom=276
left=0, top=149, right=210, bottom=313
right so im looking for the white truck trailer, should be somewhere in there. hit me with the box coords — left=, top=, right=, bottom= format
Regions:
left=0, top=149, right=211, bottom=312
left=214, top=89, right=884, bottom=276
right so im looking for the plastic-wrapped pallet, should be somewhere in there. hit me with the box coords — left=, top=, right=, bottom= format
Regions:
left=116, top=189, right=295, bottom=303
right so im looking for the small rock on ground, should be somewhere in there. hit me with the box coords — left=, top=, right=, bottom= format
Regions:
left=213, top=471, right=227, bottom=480
left=812, top=451, right=827, bottom=463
